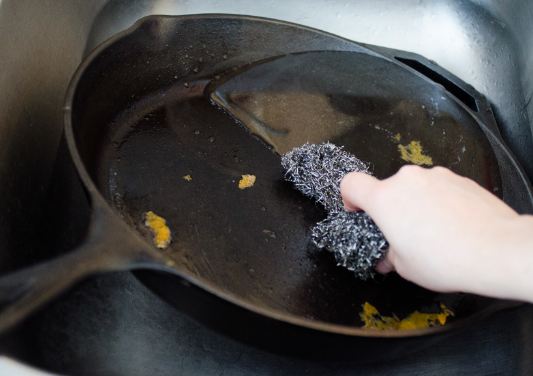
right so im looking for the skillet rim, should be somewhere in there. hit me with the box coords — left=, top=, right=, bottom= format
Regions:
left=63, top=13, right=529, bottom=339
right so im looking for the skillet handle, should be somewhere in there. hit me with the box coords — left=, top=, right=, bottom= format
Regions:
left=0, top=205, right=161, bottom=334
left=0, top=241, right=117, bottom=334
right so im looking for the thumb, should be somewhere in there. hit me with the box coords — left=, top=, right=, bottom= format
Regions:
left=340, top=172, right=380, bottom=212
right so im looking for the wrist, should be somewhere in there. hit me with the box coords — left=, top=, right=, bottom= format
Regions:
left=480, top=215, right=533, bottom=302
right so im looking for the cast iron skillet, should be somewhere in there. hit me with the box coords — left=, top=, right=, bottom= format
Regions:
left=0, top=15, right=532, bottom=360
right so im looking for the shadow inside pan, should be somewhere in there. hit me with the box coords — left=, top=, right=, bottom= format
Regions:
left=94, top=51, right=503, bottom=329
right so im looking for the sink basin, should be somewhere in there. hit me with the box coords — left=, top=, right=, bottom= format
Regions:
left=0, top=0, right=532, bottom=374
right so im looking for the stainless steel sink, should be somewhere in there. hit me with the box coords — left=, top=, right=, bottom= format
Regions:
left=1, top=0, right=533, bottom=374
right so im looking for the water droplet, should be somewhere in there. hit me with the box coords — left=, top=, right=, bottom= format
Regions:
left=208, top=136, right=215, bottom=143
left=262, top=229, right=277, bottom=239
left=194, top=130, right=200, bottom=135
left=173, top=75, right=178, bottom=79
left=183, top=82, right=190, bottom=88
left=222, top=54, right=228, bottom=60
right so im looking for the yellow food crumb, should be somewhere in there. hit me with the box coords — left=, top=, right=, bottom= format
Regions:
left=238, top=174, right=256, bottom=190
left=398, top=140, right=433, bottom=166
left=144, top=211, right=172, bottom=249
left=360, top=302, right=453, bottom=330
left=393, top=133, right=401, bottom=142
left=182, top=174, right=192, bottom=182
left=165, top=259, right=176, bottom=267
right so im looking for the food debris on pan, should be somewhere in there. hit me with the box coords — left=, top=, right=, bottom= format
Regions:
left=360, top=302, right=453, bottom=330
left=144, top=211, right=172, bottom=249
left=398, top=140, right=433, bottom=166
left=182, top=174, right=193, bottom=182
left=238, top=174, right=256, bottom=189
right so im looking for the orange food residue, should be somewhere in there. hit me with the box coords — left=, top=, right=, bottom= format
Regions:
left=360, top=302, right=453, bottom=330
left=398, top=140, right=433, bottom=166
left=238, top=174, right=256, bottom=190
left=144, top=211, right=172, bottom=249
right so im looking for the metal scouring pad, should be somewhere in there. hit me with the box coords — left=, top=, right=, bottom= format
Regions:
left=281, top=143, right=388, bottom=279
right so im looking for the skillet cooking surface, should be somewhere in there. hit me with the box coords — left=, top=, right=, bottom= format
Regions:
left=94, top=52, right=503, bottom=327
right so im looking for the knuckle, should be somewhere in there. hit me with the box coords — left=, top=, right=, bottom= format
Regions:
left=392, top=164, right=431, bottom=190
left=397, top=164, right=423, bottom=178
left=431, top=166, right=450, bottom=174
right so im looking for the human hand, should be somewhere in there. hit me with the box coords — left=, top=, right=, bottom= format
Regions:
left=340, top=165, right=533, bottom=302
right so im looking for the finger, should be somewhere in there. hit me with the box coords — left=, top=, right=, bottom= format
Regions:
left=342, top=199, right=361, bottom=212
left=375, top=254, right=395, bottom=274
left=340, top=172, right=380, bottom=213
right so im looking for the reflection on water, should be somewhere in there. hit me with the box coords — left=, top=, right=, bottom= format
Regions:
left=209, top=50, right=501, bottom=189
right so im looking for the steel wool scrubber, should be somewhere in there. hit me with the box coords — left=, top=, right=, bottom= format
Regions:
left=281, top=143, right=389, bottom=279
